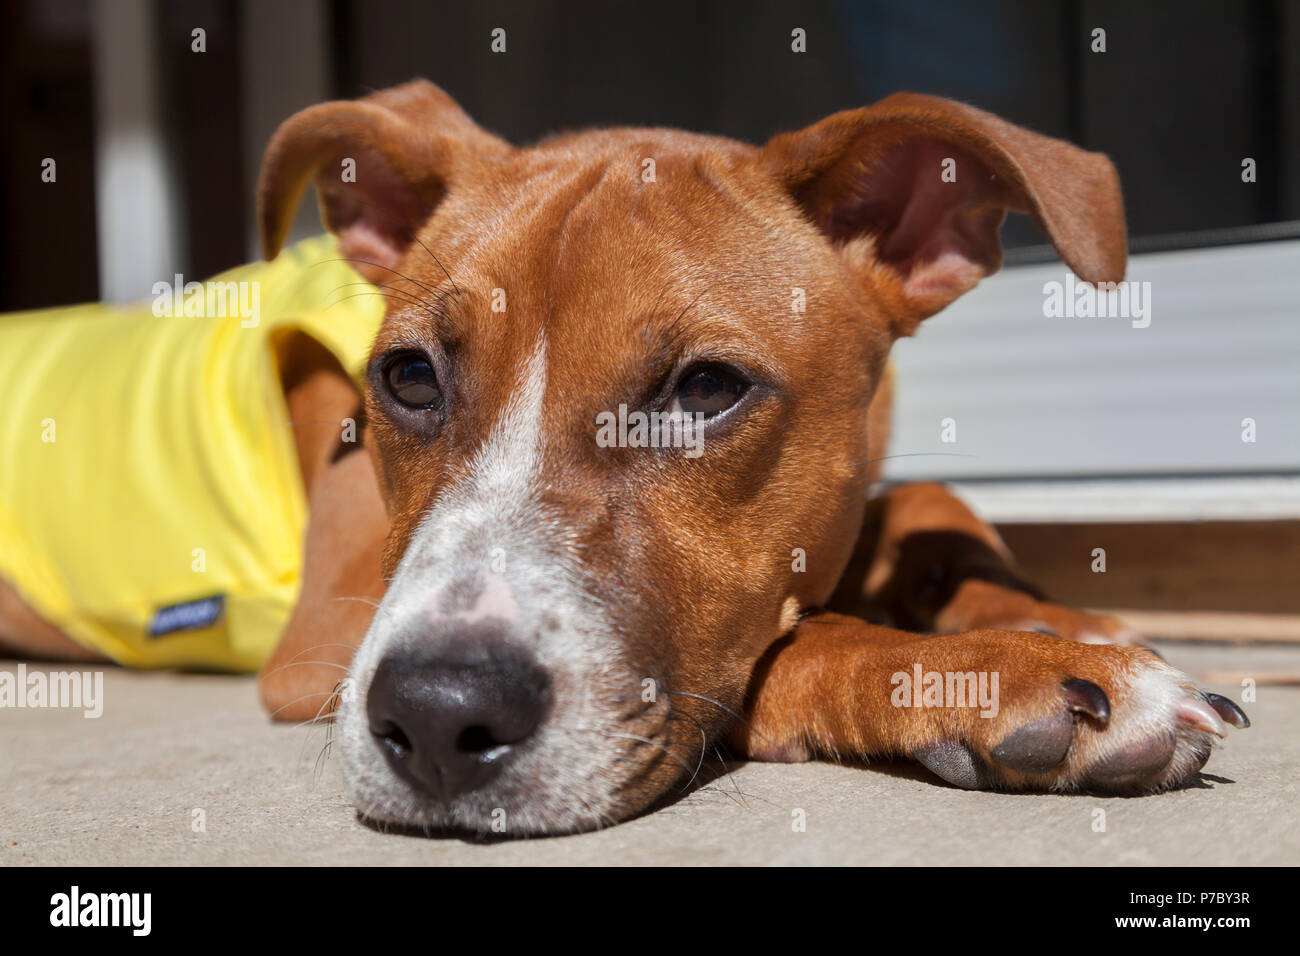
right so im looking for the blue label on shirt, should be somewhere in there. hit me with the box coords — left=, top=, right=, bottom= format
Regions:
left=147, top=595, right=225, bottom=637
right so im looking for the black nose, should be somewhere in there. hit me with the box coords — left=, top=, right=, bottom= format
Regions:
left=366, top=642, right=551, bottom=800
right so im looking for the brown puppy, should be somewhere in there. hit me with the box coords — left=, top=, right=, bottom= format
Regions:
left=5, top=81, right=1248, bottom=834
left=257, top=80, right=1248, bottom=832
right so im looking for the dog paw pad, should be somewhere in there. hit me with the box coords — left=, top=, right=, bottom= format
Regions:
left=1087, top=732, right=1177, bottom=789
left=915, top=739, right=988, bottom=789
left=990, top=709, right=1073, bottom=773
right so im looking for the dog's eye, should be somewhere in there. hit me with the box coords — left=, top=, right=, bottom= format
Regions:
left=384, top=352, right=441, bottom=409
left=670, top=364, right=747, bottom=419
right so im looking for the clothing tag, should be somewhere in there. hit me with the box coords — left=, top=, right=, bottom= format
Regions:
left=147, top=595, right=225, bottom=637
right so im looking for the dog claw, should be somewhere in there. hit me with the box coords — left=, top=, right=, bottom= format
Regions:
left=1202, top=692, right=1250, bottom=729
left=1176, top=696, right=1227, bottom=737
left=1062, top=677, right=1110, bottom=724
left=915, top=739, right=987, bottom=789
left=990, top=710, right=1074, bottom=773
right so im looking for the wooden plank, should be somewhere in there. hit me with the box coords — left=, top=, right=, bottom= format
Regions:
left=996, top=520, right=1300, bottom=615
left=1198, top=672, right=1300, bottom=686
left=1092, top=609, right=1300, bottom=644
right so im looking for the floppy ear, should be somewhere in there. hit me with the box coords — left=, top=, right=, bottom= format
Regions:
left=257, top=79, right=512, bottom=283
left=760, top=93, right=1127, bottom=336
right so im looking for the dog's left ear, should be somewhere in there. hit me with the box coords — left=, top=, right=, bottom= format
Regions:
left=760, top=93, right=1127, bottom=336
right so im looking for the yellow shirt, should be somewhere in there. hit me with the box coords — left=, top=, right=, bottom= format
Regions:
left=0, top=235, right=382, bottom=671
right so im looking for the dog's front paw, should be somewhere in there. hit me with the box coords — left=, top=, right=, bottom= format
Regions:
left=913, top=642, right=1249, bottom=795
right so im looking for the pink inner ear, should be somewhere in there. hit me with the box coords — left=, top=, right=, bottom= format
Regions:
left=316, top=145, right=445, bottom=274
left=822, top=138, right=1010, bottom=313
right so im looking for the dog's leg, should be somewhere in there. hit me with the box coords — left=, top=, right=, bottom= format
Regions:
left=0, top=576, right=107, bottom=661
left=830, top=482, right=1139, bottom=644
left=731, top=611, right=1247, bottom=792
left=258, top=335, right=387, bottom=723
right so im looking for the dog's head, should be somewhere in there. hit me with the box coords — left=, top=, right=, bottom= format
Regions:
left=259, top=80, right=1125, bottom=833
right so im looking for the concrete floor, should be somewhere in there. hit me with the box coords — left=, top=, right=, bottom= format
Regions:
left=2, top=641, right=1296, bottom=866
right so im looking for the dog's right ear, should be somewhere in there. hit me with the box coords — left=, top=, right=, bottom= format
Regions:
left=258, top=79, right=512, bottom=283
